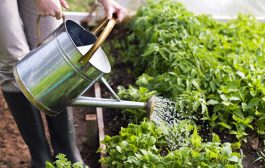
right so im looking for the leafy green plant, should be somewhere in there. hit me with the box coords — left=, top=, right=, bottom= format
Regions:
left=104, top=0, right=265, bottom=141
left=229, top=114, right=254, bottom=140
left=100, top=120, right=243, bottom=168
left=66, top=0, right=95, bottom=12
left=45, top=154, right=87, bottom=168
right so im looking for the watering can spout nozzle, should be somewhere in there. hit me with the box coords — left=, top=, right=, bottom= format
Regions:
left=146, top=96, right=156, bottom=119
left=71, top=96, right=156, bottom=118
left=71, top=96, right=173, bottom=121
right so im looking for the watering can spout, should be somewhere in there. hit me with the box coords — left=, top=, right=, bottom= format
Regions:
left=71, top=95, right=160, bottom=119
left=71, top=96, right=146, bottom=109
left=69, top=77, right=160, bottom=119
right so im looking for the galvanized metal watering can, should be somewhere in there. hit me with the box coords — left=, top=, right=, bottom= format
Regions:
left=13, top=16, right=158, bottom=117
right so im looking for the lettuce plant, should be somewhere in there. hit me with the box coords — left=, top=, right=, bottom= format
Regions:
left=100, top=120, right=243, bottom=168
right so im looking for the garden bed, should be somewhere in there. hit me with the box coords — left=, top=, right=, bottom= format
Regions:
left=94, top=1, right=265, bottom=167
left=2, top=1, right=265, bottom=167
left=98, top=57, right=264, bottom=168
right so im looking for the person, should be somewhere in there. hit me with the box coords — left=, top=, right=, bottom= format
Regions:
left=0, top=0, right=127, bottom=167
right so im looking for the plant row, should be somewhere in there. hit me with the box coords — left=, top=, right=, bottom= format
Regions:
left=99, top=0, right=265, bottom=167
left=106, top=0, right=265, bottom=141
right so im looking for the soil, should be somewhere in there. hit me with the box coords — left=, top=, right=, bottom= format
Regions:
left=0, top=89, right=100, bottom=168
left=0, top=91, right=29, bottom=168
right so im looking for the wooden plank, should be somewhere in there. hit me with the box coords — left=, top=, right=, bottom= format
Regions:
left=85, top=114, right=98, bottom=148
left=94, top=82, right=107, bottom=164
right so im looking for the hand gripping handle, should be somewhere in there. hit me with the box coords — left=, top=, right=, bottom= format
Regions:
left=79, top=17, right=117, bottom=65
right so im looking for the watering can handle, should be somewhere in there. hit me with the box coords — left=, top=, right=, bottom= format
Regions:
left=36, top=14, right=66, bottom=47
left=79, top=17, right=117, bottom=65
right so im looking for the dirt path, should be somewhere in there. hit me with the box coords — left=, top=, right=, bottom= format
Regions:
left=0, top=91, right=95, bottom=168
left=0, top=91, right=29, bottom=168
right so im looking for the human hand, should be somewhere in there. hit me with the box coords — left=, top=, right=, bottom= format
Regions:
left=36, top=0, right=69, bottom=20
left=98, top=0, right=127, bottom=23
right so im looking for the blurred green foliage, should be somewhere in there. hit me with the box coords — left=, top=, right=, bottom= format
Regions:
left=66, top=0, right=96, bottom=12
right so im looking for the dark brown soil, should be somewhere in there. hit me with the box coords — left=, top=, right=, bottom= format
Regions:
left=241, top=133, right=264, bottom=168
left=0, top=90, right=29, bottom=168
left=0, top=89, right=100, bottom=168
left=73, top=105, right=100, bottom=168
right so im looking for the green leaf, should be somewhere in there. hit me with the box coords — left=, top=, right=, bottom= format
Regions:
left=127, top=156, right=137, bottom=163
left=236, top=71, right=246, bottom=79
left=220, top=94, right=228, bottom=101
left=221, top=143, right=232, bottom=157
left=231, top=142, right=241, bottom=149
left=116, top=146, right=122, bottom=153
left=146, top=136, right=156, bottom=146
left=219, top=122, right=232, bottom=129
left=45, top=162, right=55, bottom=168
left=229, top=96, right=241, bottom=101
left=207, top=99, right=219, bottom=105
left=212, top=133, right=221, bottom=143
left=247, top=97, right=260, bottom=109
left=191, top=128, right=202, bottom=147
left=228, top=156, right=240, bottom=163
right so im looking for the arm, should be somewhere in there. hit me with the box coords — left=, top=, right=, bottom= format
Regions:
left=36, top=0, right=127, bottom=22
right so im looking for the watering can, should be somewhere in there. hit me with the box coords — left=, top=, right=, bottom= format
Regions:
left=13, top=16, right=158, bottom=117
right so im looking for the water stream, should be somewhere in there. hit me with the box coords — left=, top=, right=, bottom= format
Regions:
left=150, top=97, right=194, bottom=150
left=150, top=96, right=177, bottom=125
